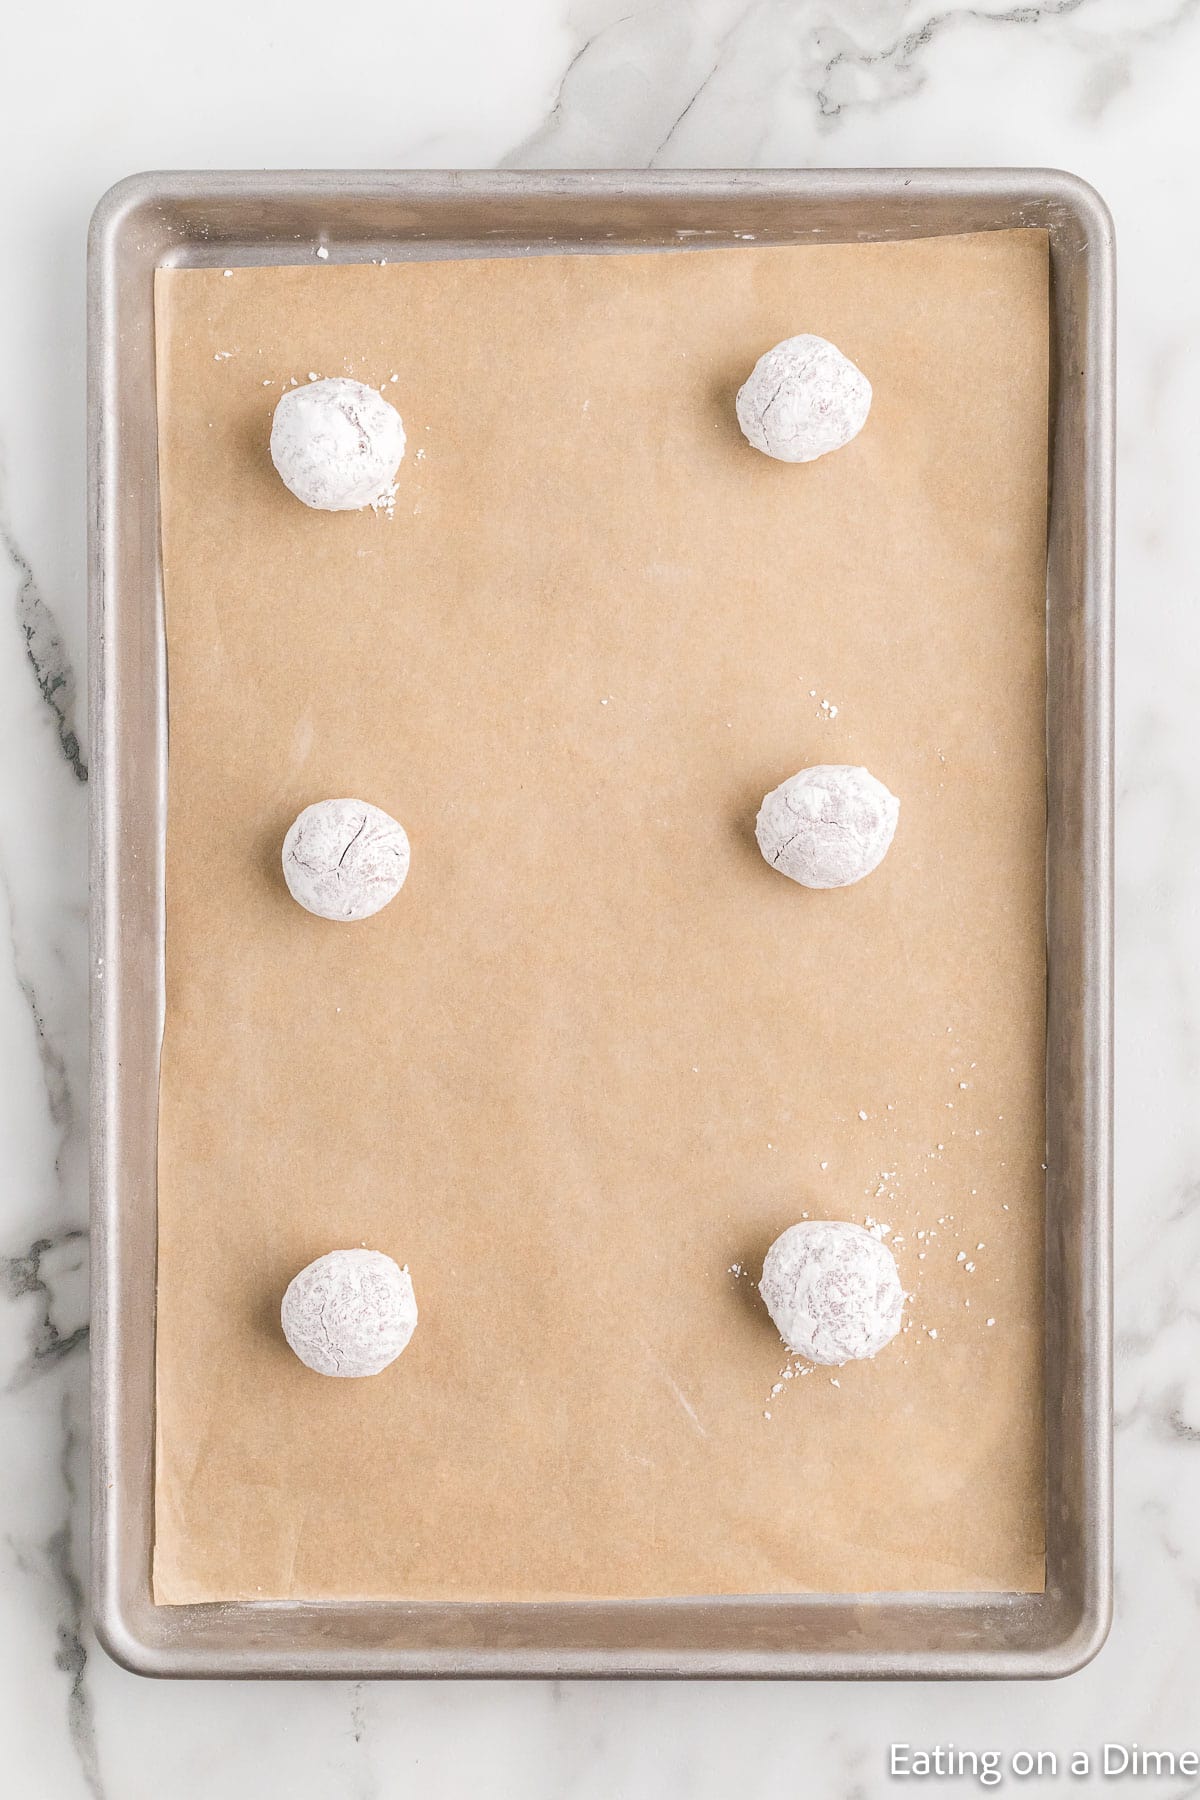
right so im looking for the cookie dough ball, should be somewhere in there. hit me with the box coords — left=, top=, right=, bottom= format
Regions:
left=759, top=1221, right=903, bottom=1365
left=282, top=798, right=410, bottom=921
left=736, top=335, right=871, bottom=463
left=756, top=764, right=899, bottom=889
left=270, top=377, right=405, bottom=511
left=282, top=1249, right=417, bottom=1378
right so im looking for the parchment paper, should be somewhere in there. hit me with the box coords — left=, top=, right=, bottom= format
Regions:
left=153, top=231, right=1048, bottom=1603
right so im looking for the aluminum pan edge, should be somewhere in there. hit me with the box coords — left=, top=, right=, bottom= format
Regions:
left=88, top=168, right=1113, bottom=1678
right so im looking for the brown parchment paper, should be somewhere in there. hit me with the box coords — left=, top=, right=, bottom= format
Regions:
left=152, top=230, right=1048, bottom=1604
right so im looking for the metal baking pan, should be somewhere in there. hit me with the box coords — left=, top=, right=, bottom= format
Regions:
left=88, top=169, right=1113, bottom=1678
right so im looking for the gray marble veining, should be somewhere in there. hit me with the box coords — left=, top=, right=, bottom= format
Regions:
left=0, top=0, right=1192, bottom=1789
left=3, top=523, right=87, bottom=782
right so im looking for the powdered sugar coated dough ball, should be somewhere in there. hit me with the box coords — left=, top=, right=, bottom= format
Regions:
left=756, top=764, right=899, bottom=889
left=282, top=798, right=410, bottom=921
left=270, top=377, right=405, bottom=511
left=736, top=335, right=871, bottom=463
left=282, top=1249, right=418, bottom=1378
left=759, top=1221, right=903, bottom=1365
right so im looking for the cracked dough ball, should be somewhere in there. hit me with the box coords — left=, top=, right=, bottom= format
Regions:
left=270, top=377, right=405, bottom=511
left=282, top=798, right=410, bottom=921
left=282, top=1249, right=418, bottom=1378
left=736, top=335, right=871, bottom=463
left=760, top=1221, right=903, bottom=1365
left=756, top=764, right=899, bottom=889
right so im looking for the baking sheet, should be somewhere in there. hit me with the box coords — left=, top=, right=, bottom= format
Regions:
left=152, top=230, right=1048, bottom=1604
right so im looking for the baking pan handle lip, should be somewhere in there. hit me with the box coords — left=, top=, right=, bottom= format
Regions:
left=87, top=171, right=168, bottom=262
left=91, top=1587, right=170, bottom=1680
left=84, top=165, right=1116, bottom=241
left=84, top=1636, right=1118, bottom=1683
left=1075, top=1594, right=1115, bottom=1676
left=1031, top=166, right=1116, bottom=249
left=1034, top=1587, right=1114, bottom=1680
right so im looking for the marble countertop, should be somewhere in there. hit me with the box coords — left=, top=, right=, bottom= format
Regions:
left=0, top=0, right=1189, bottom=1793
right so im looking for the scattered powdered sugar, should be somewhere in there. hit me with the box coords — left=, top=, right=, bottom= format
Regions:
left=760, top=1351, right=815, bottom=1416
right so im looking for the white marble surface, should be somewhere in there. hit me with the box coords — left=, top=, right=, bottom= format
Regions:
left=0, top=0, right=1192, bottom=1793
